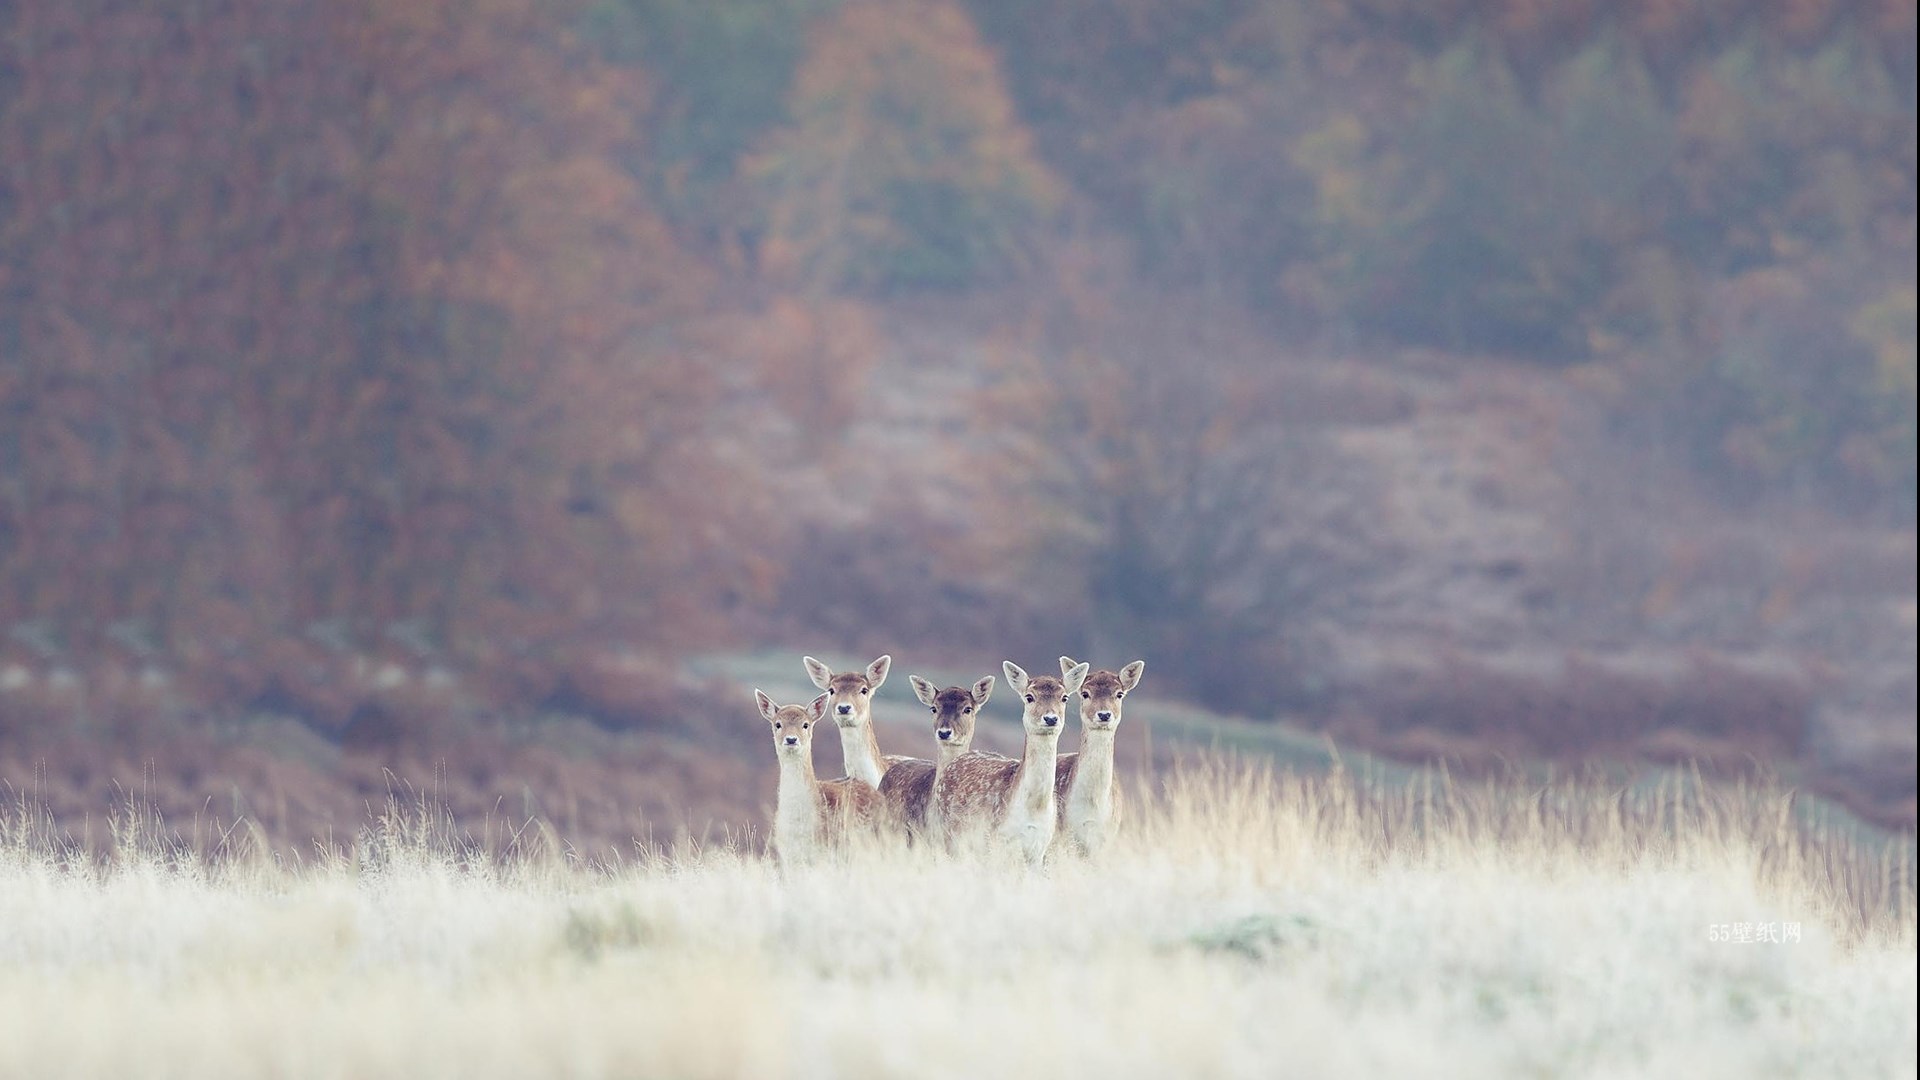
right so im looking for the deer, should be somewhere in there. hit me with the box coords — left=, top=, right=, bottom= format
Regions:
left=803, top=655, right=910, bottom=791
left=1053, top=656, right=1144, bottom=856
left=934, top=659, right=1089, bottom=867
left=880, top=673, right=994, bottom=838
left=755, top=688, right=880, bottom=865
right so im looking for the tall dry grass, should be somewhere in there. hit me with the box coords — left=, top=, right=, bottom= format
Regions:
left=0, top=761, right=1912, bottom=1079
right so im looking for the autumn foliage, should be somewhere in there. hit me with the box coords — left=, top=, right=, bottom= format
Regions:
left=0, top=0, right=771, bottom=727
left=750, top=0, right=1060, bottom=292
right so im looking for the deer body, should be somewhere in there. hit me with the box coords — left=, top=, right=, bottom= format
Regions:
left=1053, top=658, right=1144, bottom=856
left=757, top=689, right=878, bottom=865
left=885, top=673, right=993, bottom=837
left=935, top=660, right=1088, bottom=866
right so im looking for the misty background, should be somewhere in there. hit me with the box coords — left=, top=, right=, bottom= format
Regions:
left=0, top=0, right=1913, bottom=849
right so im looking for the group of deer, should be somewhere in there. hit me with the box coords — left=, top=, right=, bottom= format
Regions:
left=754, top=654, right=1145, bottom=867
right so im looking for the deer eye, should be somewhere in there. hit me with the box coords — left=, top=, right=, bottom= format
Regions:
left=1024, top=694, right=1034, bottom=703
left=1081, top=690, right=1090, bottom=698
left=1117, top=690, right=1125, bottom=698
left=859, top=687, right=869, bottom=695
left=802, top=722, right=811, bottom=730
left=773, top=722, right=782, bottom=729
left=963, top=706, right=972, bottom=714
left=930, top=706, right=938, bottom=713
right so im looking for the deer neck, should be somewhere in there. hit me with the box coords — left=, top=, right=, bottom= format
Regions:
left=774, top=750, right=822, bottom=855
left=837, top=717, right=887, bottom=788
left=934, top=740, right=969, bottom=775
left=1011, top=728, right=1062, bottom=817
left=1068, top=727, right=1117, bottom=811
left=927, top=742, right=967, bottom=836
left=931, top=740, right=970, bottom=794
left=837, top=711, right=887, bottom=787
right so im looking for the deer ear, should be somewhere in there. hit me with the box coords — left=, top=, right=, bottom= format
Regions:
left=1120, top=660, right=1145, bottom=692
left=807, top=693, right=831, bottom=721
left=971, top=674, right=995, bottom=706
left=1058, top=656, right=1079, bottom=679
left=865, top=655, right=892, bottom=689
left=803, top=656, right=833, bottom=690
left=754, top=689, right=778, bottom=723
left=1003, top=661, right=1028, bottom=692
left=909, top=675, right=938, bottom=707
left=1063, top=661, right=1091, bottom=695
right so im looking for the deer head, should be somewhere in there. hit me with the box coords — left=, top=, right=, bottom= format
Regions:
left=1061, top=657, right=1144, bottom=733
left=803, top=654, right=892, bottom=729
left=1005, top=659, right=1087, bottom=738
left=908, top=673, right=995, bottom=753
left=756, top=688, right=830, bottom=758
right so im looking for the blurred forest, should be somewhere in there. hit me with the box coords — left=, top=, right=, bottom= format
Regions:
left=0, top=0, right=1914, bottom=843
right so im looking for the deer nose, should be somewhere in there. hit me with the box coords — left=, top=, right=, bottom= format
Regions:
left=1042, top=714, right=1059, bottom=727
left=937, top=728, right=953, bottom=740
left=1097, top=711, right=1113, bottom=722
left=784, top=736, right=799, bottom=746
left=836, top=703, right=853, bottom=715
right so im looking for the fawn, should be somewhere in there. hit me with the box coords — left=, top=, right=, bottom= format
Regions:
left=881, top=673, right=994, bottom=837
left=1053, top=656, right=1144, bottom=856
left=934, top=659, right=1089, bottom=867
left=755, top=688, right=879, bottom=865
left=803, top=655, right=911, bottom=791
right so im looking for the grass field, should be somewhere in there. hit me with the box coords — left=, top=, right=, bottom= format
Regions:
left=1, top=761, right=1912, bottom=1079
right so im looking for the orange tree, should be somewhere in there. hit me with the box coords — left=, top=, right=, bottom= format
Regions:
left=749, top=0, right=1060, bottom=293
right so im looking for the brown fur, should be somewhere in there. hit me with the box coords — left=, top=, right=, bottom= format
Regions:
left=1053, top=754, right=1080, bottom=805
left=934, top=752, right=1024, bottom=823
left=1053, top=658, right=1143, bottom=852
left=932, top=661, right=1083, bottom=861
left=826, top=671, right=873, bottom=696
left=1053, top=667, right=1129, bottom=821
left=804, top=655, right=897, bottom=791
left=878, top=758, right=937, bottom=826
left=1051, top=757, right=1125, bottom=823
left=888, top=676, right=991, bottom=831
left=757, top=689, right=879, bottom=862
left=819, top=775, right=882, bottom=826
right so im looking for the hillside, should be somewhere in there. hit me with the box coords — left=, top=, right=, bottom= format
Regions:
left=744, top=298, right=1919, bottom=832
